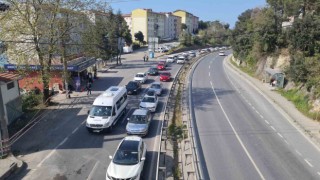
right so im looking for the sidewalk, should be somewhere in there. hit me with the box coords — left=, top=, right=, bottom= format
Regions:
left=0, top=155, right=23, bottom=180
left=226, top=56, right=320, bottom=146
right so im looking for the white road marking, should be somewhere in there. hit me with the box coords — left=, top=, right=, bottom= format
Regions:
left=265, top=120, right=270, bottom=125
left=58, top=137, right=68, bottom=146
left=209, top=72, right=211, bottom=77
left=304, top=159, right=314, bottom=167
left=248, top=102, right=252, bottom=106
left=277, top=133, right=283, bottom=138
left=296, top=150, right=302, bottom=156
left=284, top=140, right=289, bottom=145
left=36, top=120, right=85, bottom=168
left=72, top=127, right=79, bottom=134
left=317, top=172, right=320, bottom=176
left=210, top=81, right=266, bottom=180
left=87, top=161, right=99, bottom=180
left=209, top=65, right=211, bottom=69
left=270, top=126, right=276, bottom=131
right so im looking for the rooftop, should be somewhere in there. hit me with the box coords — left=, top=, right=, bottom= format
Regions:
left=0, top=72, right=20, bottom=83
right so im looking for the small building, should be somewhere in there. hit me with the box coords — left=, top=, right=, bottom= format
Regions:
left=4, top=56, right=97, bottom=92
left=0, top=72, right=22, bottom=125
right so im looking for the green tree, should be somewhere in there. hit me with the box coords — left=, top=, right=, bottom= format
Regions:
left=134, top=31, right=144, bottom=45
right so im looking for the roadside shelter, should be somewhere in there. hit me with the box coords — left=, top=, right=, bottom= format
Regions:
left=264, top=68, right=285, bottom=88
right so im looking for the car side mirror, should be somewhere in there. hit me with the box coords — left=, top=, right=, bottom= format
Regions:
left=127, top=118, right=130, bottom=121
left=141, top=157, right=146, bottom=161
left=87, top=110, right=90, bottom=115
left=109, top=155, right=113, bottom=160
left=112, top=112, right=116, bottom=116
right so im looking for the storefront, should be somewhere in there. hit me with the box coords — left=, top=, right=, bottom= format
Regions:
left=4, top=57, right=96, bottom=92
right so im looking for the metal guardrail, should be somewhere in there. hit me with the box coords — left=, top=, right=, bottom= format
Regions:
left=156, top=52, right=211, bottom=180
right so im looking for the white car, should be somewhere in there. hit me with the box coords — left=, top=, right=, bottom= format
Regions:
left=177, top=56, right=186, bottom=64
left=134, top=72, right=147, bottom=84
left=139, top=94, right=159, bottom=112
left=166, top=55, right=176, bottom=63
left=219, top=51, right=225, bottom=56
left=106, top=136, right=147, bottom=180
left=188, top=51, right=196, bottom=57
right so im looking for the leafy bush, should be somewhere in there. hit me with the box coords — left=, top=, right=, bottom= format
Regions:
left=279, top=89, right=310, bottom=115
left=22, top=92, right=42, bottom=111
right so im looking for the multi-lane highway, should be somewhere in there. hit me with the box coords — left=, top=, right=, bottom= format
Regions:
left=191, top=52, right=320, bottom=179
left=10, top=49, right=183, bottom=180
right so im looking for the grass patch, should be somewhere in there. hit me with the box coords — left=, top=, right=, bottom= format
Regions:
left=278, top=89, right=317, bottom=119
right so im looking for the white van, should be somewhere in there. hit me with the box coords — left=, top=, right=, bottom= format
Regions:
left=86, top=86, right=128, bottom=133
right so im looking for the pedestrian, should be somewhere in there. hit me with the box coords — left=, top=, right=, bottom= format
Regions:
left=146, top=55, right=149, bottom=61
left=86, top=82, right=92, bottom=95
left=143, top=55, right=146, bottom=62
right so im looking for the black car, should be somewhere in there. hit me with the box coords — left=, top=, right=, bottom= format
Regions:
left=126, top=81, right=141, bottom=95
left=148, top=67, right=159, bottom=76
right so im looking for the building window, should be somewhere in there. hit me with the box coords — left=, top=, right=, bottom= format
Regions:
left=7, top=81, right=14, bottom=90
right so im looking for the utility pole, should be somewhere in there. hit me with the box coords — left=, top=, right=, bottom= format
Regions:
left=0, top=82, right=10, bottom=157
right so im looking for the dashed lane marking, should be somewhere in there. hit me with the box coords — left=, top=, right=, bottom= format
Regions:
left=296, top=150, right=302, bottom=156
left=270, top=126, right=276, bottom=131
left=265, top=120, right=270, bottom=125
left=277, top=133, right=283, bottom=138
left=210, top=80, right=266, bottom=180
left=87, top=161, right=100, bottom=180
left=317, top=172, right=320, bottom=176
left=304, top=159, right=314, bottom=168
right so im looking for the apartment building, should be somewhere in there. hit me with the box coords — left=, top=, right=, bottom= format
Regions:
left=163, top=13, right=181, bottom=40
left=131, top=9, right=166, bottom=43
left=173, top=10, right=199, bottom=34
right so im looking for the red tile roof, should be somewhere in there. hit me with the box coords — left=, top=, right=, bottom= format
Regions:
left=0, top=72, right=20, bottom=83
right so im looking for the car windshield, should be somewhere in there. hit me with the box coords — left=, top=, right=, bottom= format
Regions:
left=136, top=74, right=144, bottom=77
left=129, top=115, right=147, bottom=124
left=146, top=90, right=155, bottom=96
left=151, top=84, right=161, bottom=89
left=142, top=96, right=155, bottom=103
left=113, top=149, right=139, bottom=165
left=89, top=106, right=112, bottom=117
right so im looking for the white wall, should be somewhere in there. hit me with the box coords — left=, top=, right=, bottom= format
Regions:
left=1, top=80, right=20, bottom=123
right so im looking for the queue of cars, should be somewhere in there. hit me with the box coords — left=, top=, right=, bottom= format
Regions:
left=87, top=47, right=226, bottom=180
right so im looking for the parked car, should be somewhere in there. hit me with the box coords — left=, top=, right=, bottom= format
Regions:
left=159, top=60, right=167, bottom=67
left=160, top=72, right=171, bottom=82
left=219, top=51, right=225, bottom=56
left=148, top=67, right=159, bottom=76
left=182, top=52, right=189, bottom=58
left=134, top=72, right=147, bottom=84
left=148, top=82, right=162, bottom=96
left=126, top=109, right=152, bottom=136
left=157, top=62, right=166, bottom=70
left=106, top=136, right=147, bottom=180
left=177, top=56, right=186, bottom=64
left=155, top=47, right=168, bottom=53
left=139, top=94, right=159, bottom=112
left=126, top=81, right=142, bottom=95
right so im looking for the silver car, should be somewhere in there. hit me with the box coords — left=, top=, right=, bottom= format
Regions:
left=148, top=82, right=162, bottom=96
left=126, top=109, right=151, bottom=136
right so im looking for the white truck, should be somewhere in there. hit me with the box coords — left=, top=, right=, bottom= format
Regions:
left=86, top=86, right=128, bottom=133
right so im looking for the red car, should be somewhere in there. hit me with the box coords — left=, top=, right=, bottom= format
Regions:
left=160, top=72, right=171, bottom=82
left=157, top=62, right=166, bottom=70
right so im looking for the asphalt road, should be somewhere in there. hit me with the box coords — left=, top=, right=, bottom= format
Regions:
left=10, top=49, right=183, bottom=180
left=191, top=52, right=320, bottom=180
